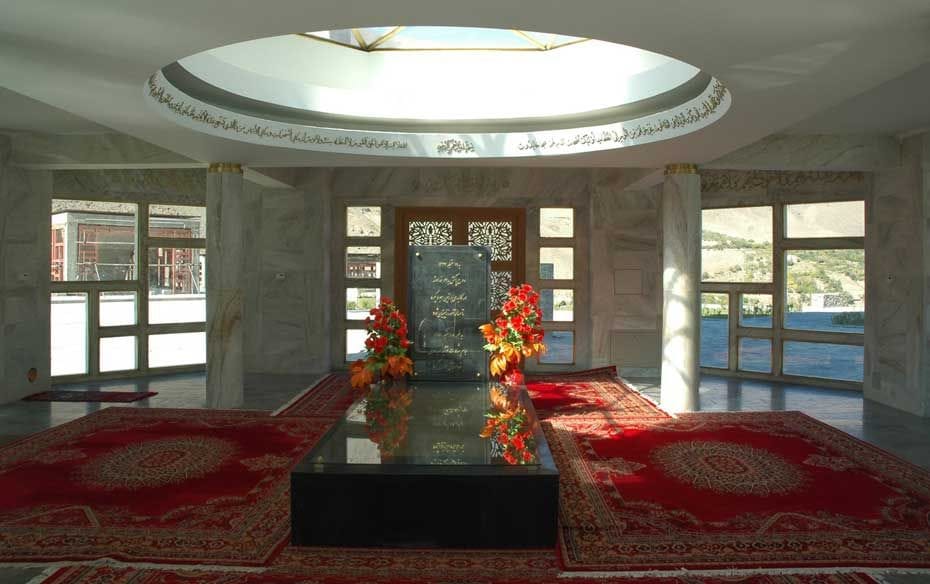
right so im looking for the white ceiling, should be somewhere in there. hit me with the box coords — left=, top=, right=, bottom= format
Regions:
left=0, top=87, right=106, bottom=134
left=789, top=62, right=930, bottom=136
left=0, top=0, right=929, bottom=166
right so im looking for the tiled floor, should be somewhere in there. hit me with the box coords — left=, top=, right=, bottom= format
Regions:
left=1, top=372, right=928, bottom=584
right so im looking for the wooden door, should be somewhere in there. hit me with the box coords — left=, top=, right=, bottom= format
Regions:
left=394, top=207, right=525, bottom=315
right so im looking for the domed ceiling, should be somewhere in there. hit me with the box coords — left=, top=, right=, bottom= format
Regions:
left=145, top=26, right=730, bottom=158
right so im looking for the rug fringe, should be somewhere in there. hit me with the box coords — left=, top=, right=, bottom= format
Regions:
left=270, top=374, right=331, bottom=416
left=616, top=374, right=676, bottom=418
left=555, top=566, right=930, bottom=578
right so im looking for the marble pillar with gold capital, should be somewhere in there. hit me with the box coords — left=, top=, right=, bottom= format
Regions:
left=206, top=163, right=245, bottom=408
left=661, top=163, right=701, bottom=412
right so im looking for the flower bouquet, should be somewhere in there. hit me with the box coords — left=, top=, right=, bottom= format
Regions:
left=479, top=385, right=538, bottom=465
left=478, top=283, right=546, bottom=386
left=349, top=297, right=414, bottom=390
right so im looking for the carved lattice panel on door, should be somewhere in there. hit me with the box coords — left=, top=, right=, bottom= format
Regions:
left=395, top=208, right=525, bottom=315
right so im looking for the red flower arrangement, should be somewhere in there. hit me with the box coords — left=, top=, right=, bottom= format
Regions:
left=478, top=283, right=546, bottom=384
left=349, top=297, right=414, bottom=390
left=364, top=384, right=414, bottom=457
left=479, top=386, right=538, bottom=465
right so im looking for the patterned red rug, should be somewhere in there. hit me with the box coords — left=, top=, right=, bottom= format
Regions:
left=273, top=373, right=356, bottom=417
left=0, top=408, right=334, bottom=565
left=526, top=366, right=668, bottom=420
left=547, top=411, right=930, bottom=572
left=23, top=390, right=157, bottom=403
left=42, top=564, right=880, bottom=584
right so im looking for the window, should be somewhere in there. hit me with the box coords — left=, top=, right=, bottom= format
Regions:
left=50, top=292, right=88, bottom=376
left=701, top=206, right=773, bottom=283
left=346, top=329, right=368, bottom=362
left=785, top=249, right=864, bottom=333
left=537, top=208, right=577, bottom=367
left=539, top=247, right=573, bottom=279
left=346, top=246, right=381, bottom=279
left=700, top=198, right=864, bottom=387
left=346, top=287, right=381, bottom=320
left=540, top=208, right=573, bottom=238
left=148, top=332, right=206, bottom=368
left=786, top=201, right=864, bottom=238
left=783, top=341, right=864, bottom=382
left=50, top=199, right=207, bottom=379
left=51, top=200, right=137, bottom=282
left=700, top=293, right=728, bottom=369
left=347, top=206, right=381, bottom=237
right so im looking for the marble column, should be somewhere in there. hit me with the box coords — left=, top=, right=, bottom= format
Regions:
left=206, top=163, right=245, bottom=408
left=660, top=164, right=702, bottom=412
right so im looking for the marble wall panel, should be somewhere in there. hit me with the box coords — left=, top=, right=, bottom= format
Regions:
left=0, top=136, right=52, bottom=404
left=865, top=134, right=929, bottom=417
left=53, top=169, right=206, bottom=204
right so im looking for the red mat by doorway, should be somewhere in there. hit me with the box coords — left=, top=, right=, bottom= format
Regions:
left=23, top=390, right=157, bottom=403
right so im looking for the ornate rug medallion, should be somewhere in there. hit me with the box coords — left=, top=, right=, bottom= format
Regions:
left=653, top=440, right=804, bottom=496
left=547, top=411, right=930, bottom=571
left=79, top=436, right=235, bottom=490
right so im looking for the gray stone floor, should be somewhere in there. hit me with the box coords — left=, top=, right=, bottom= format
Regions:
left=0, top=372, right=928, bottom=583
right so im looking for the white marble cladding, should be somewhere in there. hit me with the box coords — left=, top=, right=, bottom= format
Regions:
left=590, top=186, right=661, bottom=377
left=53, top=169, right=206, bottom=204
left=866, top=133, right=930, bottom=417
left=0, top=135, right=52, bottom=404
left=242, top=186, right=332, bottom=375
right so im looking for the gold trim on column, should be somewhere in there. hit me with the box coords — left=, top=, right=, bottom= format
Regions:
left=207, top=163, right=243, bottom=174
left=665, top=163, right=699, bottom=175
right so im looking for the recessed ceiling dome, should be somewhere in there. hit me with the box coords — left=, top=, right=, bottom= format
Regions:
left=145, top=26, right=730, bottom=158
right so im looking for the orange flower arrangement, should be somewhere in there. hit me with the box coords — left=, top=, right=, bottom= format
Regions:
left=364, top=384, right=414, bottom=457
left=349, top=298, right=414, bottom=390
left=479, top=283, right=546, bottom=383
left=479, top=386, right=538, bottom=465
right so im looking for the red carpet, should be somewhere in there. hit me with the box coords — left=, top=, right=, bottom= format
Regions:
left=0, top=408, right=333, bottom=565
left=43, top=564, right=879, bottom=583
left=273, top=373, right=356, bottom=417
left=23, top=390, right=157, bottom=403
left=526, top=366, right=669, bottom=420
left=547, top=411, right=930, bottom=572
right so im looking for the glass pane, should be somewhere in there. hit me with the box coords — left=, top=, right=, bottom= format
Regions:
left=51, top=199, right=137, bottom=281
left=786, top=201, right=864, bottom=238
left=739, top=294, right=772, bottom=328
left=540, top=331, right=573, bottom=364
left=738, top=338, right=771, bottom=373
left=100, top=336, right=137, bottom=372
left=409, top=220, right=452, bottom=246
left=539, top=247, right=573, bottom=279
left=149, top=204, right=206, bottom=238
left=148, top=247, right=207, bottom=324
left=346, top=329, right=367, bottom=362
left=785, top=249, right=864, bottom=333
left=378, top=26, right=535, bottom=50
left=347, top=206, right=381, bottom=237
left=467, top=221, right=513, bottom=260
left=346, top=287, right=380, bottom=320
left=99, top=291, right=136, bottom=327
left=149, top=332, right=206, bottom=367
left=541, top=289, right=573, bottom=322
left=346, top=246, right=381, bottom=279
left=51, top=292, right=87, bottom=376
left=700, top=293, right=728, bottom=368
left=702, top=206, right=773, bottom=283
left=490, top=271, right=512, bottom=311
left=783, top=341, right=864, bottom=382
left=540, top=208, right=573, bottom=238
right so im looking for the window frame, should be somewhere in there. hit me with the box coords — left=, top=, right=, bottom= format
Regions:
left=700, top=195, right=865, bottom=391
left=50, top=197, right=207, bottom=383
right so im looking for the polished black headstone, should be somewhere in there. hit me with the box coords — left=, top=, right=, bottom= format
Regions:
left=408, top=245, right=490, bottom=381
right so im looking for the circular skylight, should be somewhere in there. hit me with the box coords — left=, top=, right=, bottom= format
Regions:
left=145, top=26, right=730, bottom=158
